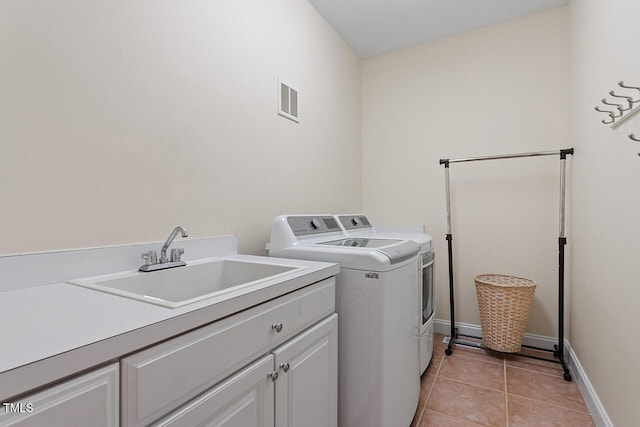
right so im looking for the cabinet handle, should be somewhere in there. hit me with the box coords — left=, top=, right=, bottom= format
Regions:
left=271, top=323, right=283, bottom=333
left=267, top=371, right=279, bottom=381
left=280, top=362, right=290, bottom=373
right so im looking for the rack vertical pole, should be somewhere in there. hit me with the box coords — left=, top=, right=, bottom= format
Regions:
left=557, top=149, right=572, bottom=380
left=441, top=159, right=456, bottom=355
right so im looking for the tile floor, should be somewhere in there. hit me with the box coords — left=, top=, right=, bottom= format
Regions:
left=411, top=334, right=595, bottom=427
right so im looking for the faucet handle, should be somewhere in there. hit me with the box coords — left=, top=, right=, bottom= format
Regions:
left=170, top=248, right=184, bottom=262
left=142, top=251, right=158, bottom=266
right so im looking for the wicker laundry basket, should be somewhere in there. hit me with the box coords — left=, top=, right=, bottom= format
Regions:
left=475, top=274, right=536, bottom=353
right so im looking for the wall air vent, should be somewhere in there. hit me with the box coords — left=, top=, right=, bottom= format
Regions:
left=278, top=78, right=299, bottom=122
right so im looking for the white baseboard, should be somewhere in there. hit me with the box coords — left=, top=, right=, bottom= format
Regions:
left=434, top=319, right=613, bottom=427
left=565, top=340, right=613, bottom=427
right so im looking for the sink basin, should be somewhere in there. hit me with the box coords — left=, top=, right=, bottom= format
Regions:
left=67, top=259, right=304, bottom=308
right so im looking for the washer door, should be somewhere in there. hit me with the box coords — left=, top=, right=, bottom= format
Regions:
left=421, top=251, right=435, bottom=325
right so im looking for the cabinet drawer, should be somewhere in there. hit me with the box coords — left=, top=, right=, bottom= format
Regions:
left=0, top=364, right=119, bottom=427
left=121, top=278, right=334, bottom=427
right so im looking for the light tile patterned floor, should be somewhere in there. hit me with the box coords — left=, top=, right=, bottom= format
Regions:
left=411, top=334, right=595, bottom=427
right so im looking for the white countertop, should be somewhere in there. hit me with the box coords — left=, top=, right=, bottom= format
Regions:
left=0, top=253, right=338, bottom=400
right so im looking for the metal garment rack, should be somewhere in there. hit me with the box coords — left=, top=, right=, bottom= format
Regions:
left=439, top=148, right=574, bottom=381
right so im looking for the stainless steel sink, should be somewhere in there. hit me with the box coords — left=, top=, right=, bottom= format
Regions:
left=67, top=259, right=304, bottom=308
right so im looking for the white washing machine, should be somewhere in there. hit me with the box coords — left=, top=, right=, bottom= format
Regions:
left=268, top=215, right=421, bottom=427
left=335, top=215, right=435, bottom=375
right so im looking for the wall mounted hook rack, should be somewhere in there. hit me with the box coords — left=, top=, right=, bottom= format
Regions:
left=618, top=81, right=640, bottom=98
left=594, top=106, right=616, bottom=124
left=609, top=91, right=635, bottom=110
left=595, top=81, right=640, bottom=127
left=601, top=99, right=625, bottom=115
left=628, top=134, right=640, bottom=157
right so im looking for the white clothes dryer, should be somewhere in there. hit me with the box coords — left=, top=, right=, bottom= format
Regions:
left=335, top=215, right=435, bottom=375
left=268, top=215, right=421, bottom=427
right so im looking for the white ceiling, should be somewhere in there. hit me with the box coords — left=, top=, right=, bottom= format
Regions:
left=308, top=0, right=569, bottom=58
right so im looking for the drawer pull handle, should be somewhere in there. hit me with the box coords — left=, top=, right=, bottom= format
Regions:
left=280, top=362, right=290, bottom=372
left=272, top=323, right=283, bottom=333
left=268, top=371, right=279, bottom=381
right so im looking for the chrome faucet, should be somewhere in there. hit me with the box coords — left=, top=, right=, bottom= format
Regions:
left=160, top=226, right=188, bottom=263
left=139, top=226, right=189, bottom=272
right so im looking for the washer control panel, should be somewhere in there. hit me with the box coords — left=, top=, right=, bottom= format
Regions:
left=337, top=215, right=372, bottom=230
left=287, top=216, right=341, bottom=236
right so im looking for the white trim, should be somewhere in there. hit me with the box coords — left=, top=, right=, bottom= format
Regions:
left=434, top=319, right=613, bottom=427
left=565, top=340, right=614, bottom=427
left=433, top=319, right=557, bottom=350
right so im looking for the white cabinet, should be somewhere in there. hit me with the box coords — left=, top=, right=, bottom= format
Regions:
left=154, top=314, right=338, bottom=427
left=122, top=279, right=337, bottom=427
left=273, top=314, right=337, bottom=427
left=0, top=364, right=118, bottom=427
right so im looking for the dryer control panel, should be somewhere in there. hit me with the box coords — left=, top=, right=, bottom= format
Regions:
left=337, top=215, right=371, bottom=230
left=287, top=216, right=342, bottom=236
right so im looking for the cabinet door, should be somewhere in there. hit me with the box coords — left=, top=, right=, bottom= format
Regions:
left=272, top=314, right=337, bottom=427
left=152, top=355, right=274, bottom=427
left=0, top=364, right=118, bottom=427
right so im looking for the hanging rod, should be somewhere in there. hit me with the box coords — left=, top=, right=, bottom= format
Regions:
left=439, top=148, right=574, bottom=166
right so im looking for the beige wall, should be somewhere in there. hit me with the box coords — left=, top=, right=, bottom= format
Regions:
left=362, top=8, right=569, bottom=337
left=0, top=0, right=361, bottom=256
left=569, top=0, right=640, bottom=424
